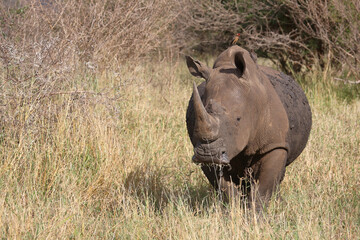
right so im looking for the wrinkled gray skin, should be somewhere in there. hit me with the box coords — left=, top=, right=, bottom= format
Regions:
left=186, top=46, right=312, bottom=208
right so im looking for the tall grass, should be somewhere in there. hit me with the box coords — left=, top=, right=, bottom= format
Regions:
left=0, top=58, right=359, bottom=238
left=1, top=1, right=359, bottom=238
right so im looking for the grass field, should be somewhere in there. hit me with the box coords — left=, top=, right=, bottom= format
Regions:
left=0, top=60, right=359, bottom=239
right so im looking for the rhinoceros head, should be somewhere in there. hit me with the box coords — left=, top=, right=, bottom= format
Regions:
left=186, top=46, right=267, bottom=165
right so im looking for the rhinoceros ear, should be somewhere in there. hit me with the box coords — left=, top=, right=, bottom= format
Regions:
left=234, top=52, right=246, bottom=76
left=185, top=56, right=211, bottom=80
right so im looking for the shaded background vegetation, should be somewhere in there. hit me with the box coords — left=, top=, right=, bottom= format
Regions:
left=1, top=0, right=359, bottom=120
left=0, top=0, right=359, bottom=238
left=2, top=0, right=360, bottom=72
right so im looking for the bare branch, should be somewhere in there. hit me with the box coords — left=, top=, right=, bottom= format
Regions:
left=334, top=78, right=360, bottom=85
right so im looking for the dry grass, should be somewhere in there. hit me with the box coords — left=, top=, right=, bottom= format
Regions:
left=0, top=59, right=359, bottom=239
left=0, top=1, right=359, bottom=238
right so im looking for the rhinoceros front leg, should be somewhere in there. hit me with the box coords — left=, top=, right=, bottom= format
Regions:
left=250, top=148, right=287, bottom=209
left=201, top=165, right=239, bottom=201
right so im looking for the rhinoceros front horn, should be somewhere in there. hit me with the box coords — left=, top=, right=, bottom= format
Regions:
left=192, top=82, right=219, bottom=141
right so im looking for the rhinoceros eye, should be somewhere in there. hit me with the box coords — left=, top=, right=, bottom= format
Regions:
left=236, top=117, right=241, bottom=121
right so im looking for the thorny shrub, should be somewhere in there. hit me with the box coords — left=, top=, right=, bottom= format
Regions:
left=0, top=0, right=359, bottom=145
left=177, top=0, right=360, bottom=79
left=0, top=0, right=180, bottom=144
left=215, top=0, right=360, bottom=78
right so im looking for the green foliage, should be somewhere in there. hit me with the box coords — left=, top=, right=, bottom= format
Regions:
left=334, top=83, right=360, bottom=103
left=10, top=6, right=28, bottom=15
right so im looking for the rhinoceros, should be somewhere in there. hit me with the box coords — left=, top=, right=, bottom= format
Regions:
left=186, top=46, right=312, bottom=208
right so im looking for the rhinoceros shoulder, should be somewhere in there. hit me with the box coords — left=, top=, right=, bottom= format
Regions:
left=260, top=66, right=312, bottom=165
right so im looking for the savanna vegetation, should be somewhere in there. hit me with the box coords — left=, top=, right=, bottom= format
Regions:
left=0, top=0, right=359, bottom=239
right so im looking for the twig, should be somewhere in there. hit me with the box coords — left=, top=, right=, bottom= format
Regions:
left=334, top=77, right=360, bottom=84
left=48, top=91, right=104, bottom=96
left=47, top=90, right=122, bottom=101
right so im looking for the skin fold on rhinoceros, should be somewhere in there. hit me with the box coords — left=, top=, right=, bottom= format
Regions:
left=185, top=46, right=312, bottom=208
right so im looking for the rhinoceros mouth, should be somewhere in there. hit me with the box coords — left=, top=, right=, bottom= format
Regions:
left=192, top=138, right=230, bottom=165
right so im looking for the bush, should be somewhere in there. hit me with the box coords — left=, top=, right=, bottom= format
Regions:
left=1, top=0, right=359, bottom=132
left=0, top=0, right=181, bottom=142
left=2, top=0, right=359, bottom=76
left=193, top=0, right=360, bottom=78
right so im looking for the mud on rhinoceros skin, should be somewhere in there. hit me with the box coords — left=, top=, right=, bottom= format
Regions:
left=185, top=46, right=312, bottom=208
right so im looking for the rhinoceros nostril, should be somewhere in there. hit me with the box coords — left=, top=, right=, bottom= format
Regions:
left=220, top=150, right=230, bottom=164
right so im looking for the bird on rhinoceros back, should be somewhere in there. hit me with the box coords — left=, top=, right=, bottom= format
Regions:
left=185, top=45, right=312, bottom=210
left=231, top=33, right=241, bottom=45
left=231, top=33, right=257, bottom=63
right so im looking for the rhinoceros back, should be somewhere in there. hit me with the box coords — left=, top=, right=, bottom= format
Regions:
left=262, top=67, right=312, bottom=165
